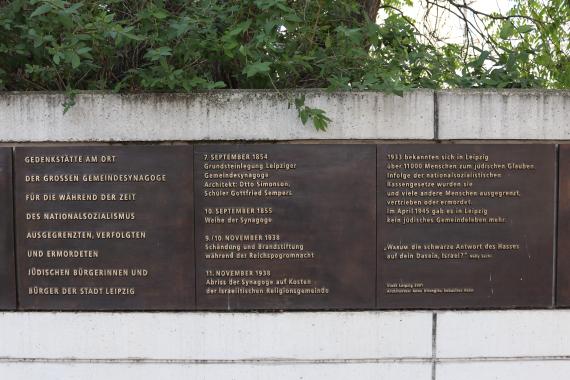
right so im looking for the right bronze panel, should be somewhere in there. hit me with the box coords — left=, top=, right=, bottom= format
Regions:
left=557, top=145, right=570, bottom=306
left=378, top=144, right=555, bottom=309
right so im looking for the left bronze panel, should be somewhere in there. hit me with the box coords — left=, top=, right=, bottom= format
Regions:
left=15, top=146, right=195, bottom=310
left=0, top=148, right=15, bottom=310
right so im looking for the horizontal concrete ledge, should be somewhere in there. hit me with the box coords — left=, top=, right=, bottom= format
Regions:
left=0, top=312, right=433, bottom=360
left=437, top=89, right=570, bottom=140
left=3, top=89, right=569, bottom=141
left=0, top=362, right=432, bottom=380
left=0, top=90, right=434, bottom=141
left=0, top=358, right=432, bottom=364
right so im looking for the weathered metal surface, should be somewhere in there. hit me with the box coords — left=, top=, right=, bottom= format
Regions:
left=15, top=145, right=195, bottom=310
left=195, top=144, right=376, bottom=310
left=557, top=145, right=570, bottom=307
left=378, top=144, right=555, bottom=309
left=0, top=148, right=15, bottom=310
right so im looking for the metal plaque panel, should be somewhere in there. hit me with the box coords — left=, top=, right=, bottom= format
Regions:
left=0, top=148, right=15, bottom=310
left=195, top=144, right=376, bottom=310
left=15, top=145, right=195, bottom=310
left=378, top=144, right=555, bottom=309
left=557, top=145, right=570, bottom=306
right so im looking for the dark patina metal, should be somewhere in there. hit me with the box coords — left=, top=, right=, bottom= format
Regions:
left=378, top=144, right=555, bottom=309
left=15, top=145, right=195, bottom=310
left=0, top=148, right=15, bottom=310
left=195, top=144, right=376, bottom=310
left=557, top=145, right=570, bottom=306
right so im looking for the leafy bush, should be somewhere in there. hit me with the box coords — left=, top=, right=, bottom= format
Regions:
left=0, top=0, right=567, bottom=129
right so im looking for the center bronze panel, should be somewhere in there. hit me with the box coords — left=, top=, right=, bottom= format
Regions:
left=195, top=144, right=376, bottom=310
left=15, top=145, right=195, bottom=310
left=0, top=148, right=15, bottom=310
left=378, top=144, right=555, bottom=309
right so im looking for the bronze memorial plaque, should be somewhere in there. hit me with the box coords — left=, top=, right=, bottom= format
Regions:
left=378, top=144, right=555, bottom=309
left=195, top=144, right=376, bottom=310
left=0, top=148, right=15, bottom=310
left=557, top=145, right=570, bottom=306
left=15, top=145, right=195, bottom=310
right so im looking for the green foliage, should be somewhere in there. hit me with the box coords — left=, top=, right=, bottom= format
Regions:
left=485, top=0, right=570, bottom=89
left=293, top=95, right=331, bottom=132
left=0, top=0, right=567, bottom=130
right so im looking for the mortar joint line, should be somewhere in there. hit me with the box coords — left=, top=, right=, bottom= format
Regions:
left=432, top=312, right=438, bottom=380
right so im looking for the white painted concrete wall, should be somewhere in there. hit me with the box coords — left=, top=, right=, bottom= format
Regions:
left=437, top=89, right=570, bottom=140
left=0, top=91, right=434, bottom=141
left=1, top=89, right=569, bottom=141
left=2, top=311, right=570, bottom=380
left=436, top=310, right=570, bottom=380
left=0, top=312, right=433, bottom=380
left=1, top=90, right=570, bottom=380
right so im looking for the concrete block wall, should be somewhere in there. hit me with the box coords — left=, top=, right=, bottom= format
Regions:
left=1, top=89, right=569, bottom=141
left=0, top=312, right=432, bottom=380
left=3, top=311, right=570, bottom=379
left=0, top=90, right=434, bottom=141
left=0, top=89, right=569, bottom=379
left=437, top=90, right=570, bottom=139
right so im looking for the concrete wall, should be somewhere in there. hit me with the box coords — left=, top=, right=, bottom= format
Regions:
left=1, top=89, right=569, bottom=380
left=0, top=90, right=434, bottom=141
left=1, top=89, right=569, bottom=141
left=2, top=311, right=570, bottom=380
left=437, top=90, right=570, bottom=139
